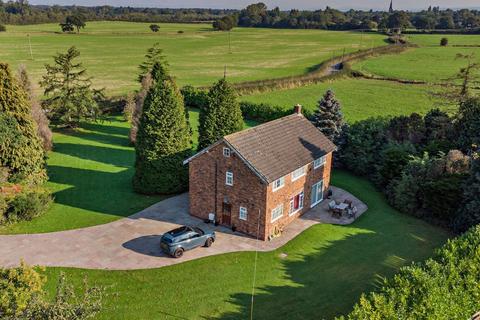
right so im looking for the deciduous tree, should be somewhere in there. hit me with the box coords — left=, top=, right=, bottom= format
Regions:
left=16, top=65, right=53, bottom=151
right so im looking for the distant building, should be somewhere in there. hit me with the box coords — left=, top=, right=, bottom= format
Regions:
left=389, top=0, right=394, bottom=13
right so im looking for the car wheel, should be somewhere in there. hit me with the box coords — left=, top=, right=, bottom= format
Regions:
left=204, top=237, right=214, bottom=247
left=173, top=248, right=184, bottom=258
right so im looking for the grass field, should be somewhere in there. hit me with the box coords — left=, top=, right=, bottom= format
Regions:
left=41, top=171, right=450, bottom=319
left=0, top=21, right=385, bottom=95
left=0, top=112, right=254, bottom=235
left=242, top=78, right=452, bottom=122
left=352, top=34, right=480, bottom=83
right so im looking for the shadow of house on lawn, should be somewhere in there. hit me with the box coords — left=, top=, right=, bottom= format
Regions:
left=205, top=225, right=437, bottom=320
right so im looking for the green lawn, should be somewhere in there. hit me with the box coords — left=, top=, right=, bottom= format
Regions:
left=0, top=21, right=385, bottom=96
left=242, top=78, right=451, bottom=122
left=0, top=112, right=254, bottom=235
left=42, top=170, right=450, bottom=319
left=352, top=34, right=480, bottom=83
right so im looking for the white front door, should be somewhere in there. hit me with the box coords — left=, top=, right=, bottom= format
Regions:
left=311, top=180, right=324, bottom=208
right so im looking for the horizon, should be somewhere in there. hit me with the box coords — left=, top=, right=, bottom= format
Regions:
left=29, top=0, right=480, bottom=11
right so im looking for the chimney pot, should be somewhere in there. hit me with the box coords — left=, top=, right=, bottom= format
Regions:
left=294, top=104, right=302, bottom=115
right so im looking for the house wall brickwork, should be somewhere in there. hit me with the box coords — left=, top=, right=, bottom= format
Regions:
left=189, top=142, right=268, bottom=239
left=264, top=152, right=332, bottom=238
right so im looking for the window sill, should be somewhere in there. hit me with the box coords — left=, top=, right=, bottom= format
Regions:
left=289, top=208, right=303, bottom=216
left=271, top=215, right=283, bottom=223
left=291, top=174, right=306, bottom=182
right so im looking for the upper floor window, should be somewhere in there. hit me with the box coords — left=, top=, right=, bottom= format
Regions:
left=239, top=207, right=248, bottom=221
left=226, top=171, right=233, bottom=186
left=272, top=176, right=285, bottom=192
left=223, top=147, right=231, bottom=157
left=291, top=166, right=306, bottom=181
left=271, top=204, right=284, bottom=222
left=314, top=155, right=327, bottom=169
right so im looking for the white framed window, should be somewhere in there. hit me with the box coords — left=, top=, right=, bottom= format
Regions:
left=239, top=207, right=248, bottom=221
left=272, top=176, right=285, bottom=192
left=271, top=204, right=284, bottom=222
left=223, top=147, right=231, bottom=157
left=291, top=166, right=306, bottom=181
left=226, top=171, right=233, bottom=186
left=314, top=155, right=327, bottom=169
left=289, top=191, right=304, bottom=215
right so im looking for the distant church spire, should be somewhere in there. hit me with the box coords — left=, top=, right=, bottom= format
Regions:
left=389, top=0, right=394, bottom=13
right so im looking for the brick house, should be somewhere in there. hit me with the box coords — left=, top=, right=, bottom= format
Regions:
left=184, top=106, right=336, bottom=241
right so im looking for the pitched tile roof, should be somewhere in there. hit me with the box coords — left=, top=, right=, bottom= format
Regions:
left=224, top=113, right=336, bottom=183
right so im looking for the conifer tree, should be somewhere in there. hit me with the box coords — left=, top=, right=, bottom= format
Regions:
left=133, top=78, right=191, bottom=194
left=40, top=46, right=101, bottom=127
left=311, top=89, right=345, bottom=143
left=197, top=78, right=243, bottom=150
left=0, top=63, right=46, bottom=184
left=138, top=43, right=169, bottom=83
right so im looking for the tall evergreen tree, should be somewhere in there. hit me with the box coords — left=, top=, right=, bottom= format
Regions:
left=197, top=78, right=243, bottom=150
left=311, top=89, right=344, bottom=143
left=132, top=78, right=191, bottom=194
left=138, top=43, right=169, bottom=83
left=0, top=63, right=46, bottom=184
left=40, top=46, right=102, bottom=128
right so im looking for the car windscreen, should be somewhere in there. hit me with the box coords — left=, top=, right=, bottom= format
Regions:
left=193, top=227, right=204, bottom=235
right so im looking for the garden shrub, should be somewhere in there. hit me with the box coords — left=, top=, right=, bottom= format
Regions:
left=340, top=225, right=480, bottom=320
left=181, top=85, right=209, bottom=110
left=0, top=262, right=45, bottom=317
left=240, top=101, right=292, bottom=123
left=5, top=188, right=52, bottom=223
left=340, top=117, right=389, bottom=177
left=0, top=194, right=7, bottom=223
left=0, top=263, right=104, bottom=319
left=374, top=142, right=415, bottom=187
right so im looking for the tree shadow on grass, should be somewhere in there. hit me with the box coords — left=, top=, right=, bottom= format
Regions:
left=205, top=227, right=434, bottom=320
left=48, top=165, right=162, bottom=217
left=52, top=143, right=134, bottom=168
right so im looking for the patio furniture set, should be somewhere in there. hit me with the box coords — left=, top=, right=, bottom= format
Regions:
left=328, top=199, right=358, bottom=219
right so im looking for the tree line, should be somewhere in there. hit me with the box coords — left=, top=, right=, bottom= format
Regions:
left=213, top=2, right=480, bottom=31
left=0, top=0, right=233, bottom=25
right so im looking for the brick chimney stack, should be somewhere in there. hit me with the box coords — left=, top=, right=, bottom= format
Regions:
left=293, top=104, right=302, bottom=115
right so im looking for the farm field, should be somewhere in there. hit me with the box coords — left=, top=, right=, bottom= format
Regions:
left=41, top=171, right=450, bottom=319
left=352, top=34, right=480, bottom=83
left=0, top=113, right=254, bottom=235
left=242, top=78, right=452, bottom=122
left=0, top=21, right=385, bottom=95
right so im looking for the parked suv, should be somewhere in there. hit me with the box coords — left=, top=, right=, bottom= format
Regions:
left=160, top=226, right=215, bottom=258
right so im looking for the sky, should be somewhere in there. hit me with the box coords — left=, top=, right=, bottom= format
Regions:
left=29, top=0, right=480, bottom=11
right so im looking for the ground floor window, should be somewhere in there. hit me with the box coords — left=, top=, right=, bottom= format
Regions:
left=311, top=180, right=324, bottom=208
left=289, top=191, right=304, bottom=215
left=271, top=204, right=283, bottom=222
left=239, top=207, right=247, bottom=221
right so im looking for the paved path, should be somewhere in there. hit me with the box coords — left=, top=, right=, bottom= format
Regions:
left=0, top=187, right=367, bottom=270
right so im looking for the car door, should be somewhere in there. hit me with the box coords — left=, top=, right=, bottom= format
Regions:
left=189, top=232, right=203, bottom=248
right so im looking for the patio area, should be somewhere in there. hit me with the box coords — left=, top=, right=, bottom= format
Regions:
left=0, top=186, right=367, bottom=270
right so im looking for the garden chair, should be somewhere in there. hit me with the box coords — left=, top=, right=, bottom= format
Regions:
left=328, top=200, right=336, bottom=212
